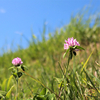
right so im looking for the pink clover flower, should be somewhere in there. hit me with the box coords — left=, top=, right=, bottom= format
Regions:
left=64, top=37, right=80, bottom=50
left=12, top=57, right=23, bottom=66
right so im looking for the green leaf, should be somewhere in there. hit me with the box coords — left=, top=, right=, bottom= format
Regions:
left=75, top=46, right=85, bottom=50
left=13, top=73, right=17, bottom=78
left=21, top=65, right=28, bottom=71
left=11, top=67, right=17, bottom=73
left=17, top=65, right=21, bottom=70
left=21, top=66, right=25, bottom=71
left=1, top=79, right=7, bottom=91
left=54, top=77, right=64, bottom=88
left=40, top=88, right=47, bottom=95
left=8, top=66, right=14, bottom=70
left=36, top=96, right=46, bottom=100
left=33, top=94, right=38, bottom=100
left=17, top=72, right=22, bottom=78
left=63, top=48, right=70, bottom=58
left=6, top=85, right=15, bottom=99
left=47, top=94, right=55, bottom=100
left=7, top=75, right=13, bottom=91
left=54, top=77, right=63, bottom=84
left=33, top=94, right=46, bottom=100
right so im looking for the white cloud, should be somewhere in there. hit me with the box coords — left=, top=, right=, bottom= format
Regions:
left=15, top=31, right=23, bottom=35
left=0, top=9, right=6, bottom=13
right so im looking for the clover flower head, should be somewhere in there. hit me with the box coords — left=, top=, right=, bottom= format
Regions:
left=12, top=57, right=23, bottom=66
left=64, top=37, right=80, bottom=50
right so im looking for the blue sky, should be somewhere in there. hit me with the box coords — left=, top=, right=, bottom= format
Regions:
left=0, top=0, right=100, bottom=54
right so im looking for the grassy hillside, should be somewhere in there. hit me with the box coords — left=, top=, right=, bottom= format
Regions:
left=0, top=12, right=100, bottom=99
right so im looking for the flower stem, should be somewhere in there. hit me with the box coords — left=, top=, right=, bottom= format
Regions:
left=16, top=68, right=18, bottom=100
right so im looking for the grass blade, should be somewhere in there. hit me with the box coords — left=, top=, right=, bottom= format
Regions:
left=81, top=51, right=93, bottom=72
left=83, top=69, right=99, bottom=93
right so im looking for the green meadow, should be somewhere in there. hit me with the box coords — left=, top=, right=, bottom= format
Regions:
left=0, top=11, right=100, bottom=100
